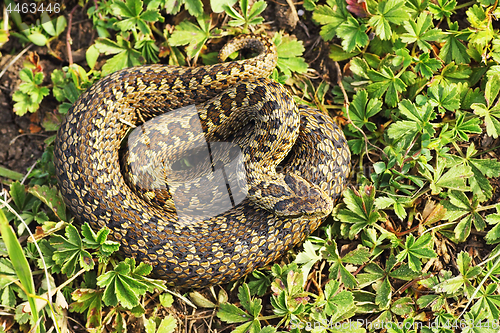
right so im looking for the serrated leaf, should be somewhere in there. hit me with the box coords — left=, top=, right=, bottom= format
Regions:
left=375, top=277, right=391, bottom=308
left=429, top=0, right=456, bottom=20
left=9, top=181, right=26, bottom=211
left=294, top=240, right=322, bottom=284
left=276, top=35, right=308, bottom=76
left=217, top=303, right=251, bottom=323
left=473, top=103, right=500, bottom=138
left=70, top=288, right=103, bottom=328
left=400, top=13, right=444, bottom=52
left=368, top=0, right=410, bottom=40
left=97, top=258, right=161, bottom=309
left=342, top=246, right=370, bottom=265
left=415, top=53, right=442, bottom=79
left=157, top=315, right=177, bottom=333
left=430, top=163, right=473, bottom=194
left=50, top=224, right=94, bottom=275
left=485, top=74, right=500, bottom=107
left=337, top=17, right=369, bottom=53
left=367, top=66, right=406, bottom=107
left=396, top=233, right=436, bottom=272
left=312, top=0, right=350, bottom=41
left=440, top=31, right=470, bottom=64
left=428, top=83, right=461, bottom=113
left=28, top=184, right=67, bottom=221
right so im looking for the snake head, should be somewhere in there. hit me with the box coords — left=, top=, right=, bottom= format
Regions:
left=248, top=173, right=334, bottom=218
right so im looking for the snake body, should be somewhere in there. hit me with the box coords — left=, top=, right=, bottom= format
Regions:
left=54, top=35, right=350, bottom=287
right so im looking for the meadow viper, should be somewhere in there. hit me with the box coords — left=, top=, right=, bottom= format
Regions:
left=53, top=34, right=351, bottom=287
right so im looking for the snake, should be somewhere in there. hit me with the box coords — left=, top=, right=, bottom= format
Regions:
left=53, top=34, right=351, bottom=288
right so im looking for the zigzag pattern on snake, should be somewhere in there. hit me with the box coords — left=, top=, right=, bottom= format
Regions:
left=53, top=34, right=351, bottom=287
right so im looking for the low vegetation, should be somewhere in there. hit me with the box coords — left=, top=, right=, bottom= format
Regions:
left=1, top=0, right=500, bottom=332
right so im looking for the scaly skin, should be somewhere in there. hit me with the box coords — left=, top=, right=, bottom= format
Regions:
left=53, top=35, right=351, bottom=287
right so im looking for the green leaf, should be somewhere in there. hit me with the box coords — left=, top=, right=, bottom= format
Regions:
left=184, top=0, right=204, bottom=16
left=50, top=224, right=94, bottom=276
left=0, top=210, right=39, bottom=326
left=13, top=68, right=49, bottom=115
left=41, top=12, right=56, bottom=36
left=400, top=13, right=444, bottom=52
left=86, top=44, right=100, bottom=70
left=376, top=277, right=392, bottom=308
left=111, top=0, right=161, bottom=35
left=27, top=184, right=66, bottom=221
left=97, top=258, right=155, bottom=309
left=485, top=73, right=500, bottom=107
left=341, top=246, right=370, bottom=265
left=71, top=288, right=103, bottom=328
left=390, top=299, right=414, bottom=316
left=329, top=44, right=361, bottom=61
left=312, top=0, right=350, bottom=41
left=337, top=187, right=383, bottom=237
left=368, top=0, right=410, bottom=40
left=275, top=34, right=308, bottom=76
left=294, top=240, right=322, bottom=283
left=323, top=280, right=355, bottom=317
left=337, top=17, right=369, bottom=53
left=348, top=90, right=382, bottom=131
left=95, top=37, right=143, bottom=75
left=0, top=165, right=23, bottom=181
left=470, top=283, right=500, bottom=321
left=452, top=111, right=482, bottom=142
left=225, top=0, right=266, bottom=28
left=486, top=212, right=500, bottom=243
left=440, top=24, right=471, bottom=64
left=367, top=66, right=406, bottom=107
left=472, top=103, right=500, bottom=139
left=0, top=259, right=20, bottom=308
left=169, top=14, right=215, bottom=59
left=211, top=0, right=237, bottom=13
left=27, top=32, right=48, bottom=46
left=396, top=233, right=437, bottom=272
left=427, top=83, right=460, bottom=113
left=425, top=159, right=473, bottom=195
left=324, top=240, right=358, bottom=288
left=429, top=0, right=456, bottom=20
left=9, top=181, right=26, bottom=211
left=81, top=223, right=120, bottom=257
left=217, top=303, right=252, bottom=323
left=415, top=53, right=442, bottom=79
left=157, top=315, right=177, bottom=333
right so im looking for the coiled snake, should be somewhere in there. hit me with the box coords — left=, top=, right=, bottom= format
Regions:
left=54, top=34, right=350, bottom=287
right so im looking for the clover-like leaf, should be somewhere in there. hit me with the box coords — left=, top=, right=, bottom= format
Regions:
left=439, top=23, right=471, bottom=64
left=111, top=0, right=162, bottom=35
left=428, top=83, right=461, bottom=114
left=396, top=233, right=437, bottom=272
left=312, top=0, right=350, bottom=41
left=337, top=17, right=369, bottom=53
left=348, top=90, right=382, bottom=132
left=400, top=13, right=444, bottom=52
left=50, top=224, right=94, bottom=276
left=337, top=187, right=384, bottom=237
left=367, top=66, right=406, bottom=107
left=415, top=53, right=442, bottom=79
left=368, top=0, right=410, bottom=40
left=97, top=258, right=155, bottom=309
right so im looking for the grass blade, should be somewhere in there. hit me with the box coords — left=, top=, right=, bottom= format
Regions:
left=0, top=209, right=40, bottom=333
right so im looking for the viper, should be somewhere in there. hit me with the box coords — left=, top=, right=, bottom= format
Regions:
left=53, top=34, right=350, bottom=287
